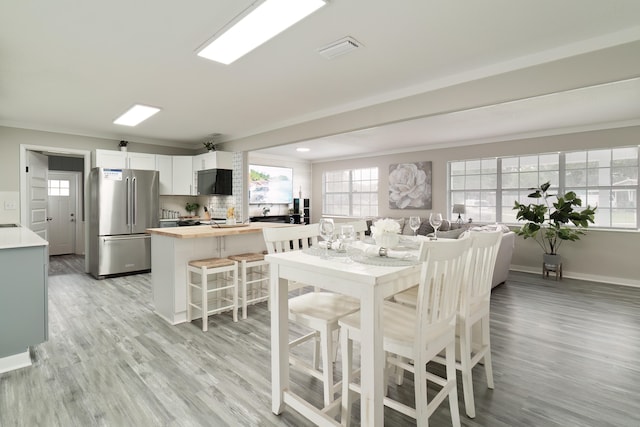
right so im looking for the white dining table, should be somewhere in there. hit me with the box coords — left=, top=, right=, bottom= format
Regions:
left=266, top=249, right=422, bottom=426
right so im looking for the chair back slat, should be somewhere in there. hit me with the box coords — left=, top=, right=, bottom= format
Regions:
left=460, top=231, right=503, bottom=314
left=263, top=223, right=320, bottom=254
left=415, top=235, right=472, bottom=348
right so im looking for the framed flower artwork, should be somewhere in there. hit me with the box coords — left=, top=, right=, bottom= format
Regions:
left=388, top=161, right=432, bottom=209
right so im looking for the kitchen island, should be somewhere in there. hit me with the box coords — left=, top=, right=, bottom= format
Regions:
left=146, top=222, right=290, bottom=325
left=0, top=224, right=48, bottom=374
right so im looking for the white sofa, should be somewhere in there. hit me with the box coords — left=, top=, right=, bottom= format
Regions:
left=364, top=218, right=515, bottom=288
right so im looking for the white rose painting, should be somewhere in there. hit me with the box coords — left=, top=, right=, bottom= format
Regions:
left=388, top=162, right=432, bottom=209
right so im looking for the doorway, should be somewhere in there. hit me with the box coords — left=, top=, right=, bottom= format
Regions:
left=47, top=171, right=81, bottom=255
left=20, top=145, right=91, bottom=269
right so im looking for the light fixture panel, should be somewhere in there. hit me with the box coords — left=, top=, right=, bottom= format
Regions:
left=198, top=0, right=327, bottom=65
left=114, top=104, right=161, bottom=127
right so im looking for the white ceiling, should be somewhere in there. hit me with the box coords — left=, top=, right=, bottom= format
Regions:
left=1, top=1, right=640, bottom=161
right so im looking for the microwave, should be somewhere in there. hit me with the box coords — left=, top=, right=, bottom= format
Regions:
left=196, top=168, right=232, bottom=195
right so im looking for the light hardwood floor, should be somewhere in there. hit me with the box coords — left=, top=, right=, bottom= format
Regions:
left=1, top=255, right=639, bottom=426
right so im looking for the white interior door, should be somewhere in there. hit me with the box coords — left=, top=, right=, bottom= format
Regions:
left=27, top=151, right=48, bottom=240
left=48, top=171, right=78, bottom=255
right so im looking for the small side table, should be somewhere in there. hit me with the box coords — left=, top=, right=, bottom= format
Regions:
left=543, top=262, right=563, bottom=280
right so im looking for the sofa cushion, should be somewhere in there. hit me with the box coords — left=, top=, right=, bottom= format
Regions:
left=417, top=221, right=434, bottom=236
left=430, top=227, right=466, bottom=239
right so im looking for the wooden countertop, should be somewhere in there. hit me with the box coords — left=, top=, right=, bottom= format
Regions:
left=146, top=222, right=291, bottom=239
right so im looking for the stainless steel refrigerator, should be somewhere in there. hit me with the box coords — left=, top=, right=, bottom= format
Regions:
left=88, top=168, right=159, bottom=279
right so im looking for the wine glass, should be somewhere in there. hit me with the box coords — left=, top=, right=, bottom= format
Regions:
left=318, top=218, right=335, bottom=259
left=409, top=216, right=421, bottom=236
left=429, top=213, right=443, bottom=240
left=340, top=224, right=356, bottom=263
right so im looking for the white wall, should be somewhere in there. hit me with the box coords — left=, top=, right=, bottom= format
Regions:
left=0, top=192, right=20, bottom=224
left=311, top=125, right=640, bottom=287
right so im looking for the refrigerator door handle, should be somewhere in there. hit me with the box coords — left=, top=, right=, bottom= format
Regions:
left=132, top=177, right=137, bottom=225
left=125, top=177, right=130, bottom=225
left=102, top=234, right=150, bottom=242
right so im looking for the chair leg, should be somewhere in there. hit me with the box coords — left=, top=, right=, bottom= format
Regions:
left=320, top=325, right=334, bottom=406
left=340, top=328, right=353, bottom=427
left=313, top=333, right=321, bottom=371
left=187, top=269, right=192, bottom=323
left=332, top=328, right=340, bottom=362
left=232, top=264, right=238, bottom=323
left=241, top=261, right=248, bottom=319
left=446, top=341, right=461, bottom=427
left=482, top=315, right=494, bottom=389
left=460, top=322, right=476, bottom=418
left=414, top=354, right=428, bottom=427
left=394, top=356, right=406, bottom=385
left=201, top=267, right=208, bottom=332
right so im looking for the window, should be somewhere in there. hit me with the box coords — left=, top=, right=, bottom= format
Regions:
left=48, top=179, right=70, bottom=196
left=322, top=167, right=378, bottom=217
left=448, top=146, right=639, bottom=229
left=450, top=158, right=497, bottom=223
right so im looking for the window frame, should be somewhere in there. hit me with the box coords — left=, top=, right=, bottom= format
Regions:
left=322, top=167, right=379, bottom=217
left=448, top=146, right=639, bottom=230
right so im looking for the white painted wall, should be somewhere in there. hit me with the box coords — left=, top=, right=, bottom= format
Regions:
left=311, top=125, right=640, bottom=286
left=0, top=192, right=20, bottom=224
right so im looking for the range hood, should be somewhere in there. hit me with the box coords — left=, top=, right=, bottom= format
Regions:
left=197, top=168, right=232, bottom=195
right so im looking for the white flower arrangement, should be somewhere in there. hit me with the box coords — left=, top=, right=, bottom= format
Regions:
left=371, top=218, right=401, bottom=240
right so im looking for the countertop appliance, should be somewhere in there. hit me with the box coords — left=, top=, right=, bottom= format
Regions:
left=88, top=168, right=159, bottom=279
left=196, top=168, right=232, bottom=195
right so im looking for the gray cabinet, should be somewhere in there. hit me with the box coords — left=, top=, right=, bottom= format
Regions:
left=0, top=245, right=48, bottom=358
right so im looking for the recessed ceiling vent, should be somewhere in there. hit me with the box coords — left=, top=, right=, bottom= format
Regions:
left=317, top=36, right=362, bottom=59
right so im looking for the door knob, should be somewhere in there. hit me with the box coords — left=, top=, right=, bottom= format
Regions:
left=46, top=217, right=53, bottom=222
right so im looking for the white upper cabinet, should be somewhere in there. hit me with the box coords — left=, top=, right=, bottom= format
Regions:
left=94, top=149, right=127, bottom=169
left=94, top=149, right=156, bottom=170
left=155, top=155, right=173, bottom=195
left=172, top=156, right=194, bottom=195
left=126, top=152, right=157, bottom=170
left=193, top=151, right=233, bottom=172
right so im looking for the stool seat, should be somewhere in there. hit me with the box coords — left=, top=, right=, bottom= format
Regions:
left=228, top=253, right=265, bottom=263
left=189, top=257, right=236, bottom=268
left=187, top=257, right=238, bottom=331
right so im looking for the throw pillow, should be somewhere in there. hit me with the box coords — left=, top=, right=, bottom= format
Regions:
left=431, top=228, right=466, bottom=239
left=417, top=220, right=434, bottom=236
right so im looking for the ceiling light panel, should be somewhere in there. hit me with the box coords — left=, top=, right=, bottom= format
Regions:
left=113, top=104, right=161, bottom=127
left=198, top=0, right=326, bottom=65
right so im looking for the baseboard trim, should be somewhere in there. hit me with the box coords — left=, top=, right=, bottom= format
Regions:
left=0, top=350, right=31, bottom=374
left=510, top=265, right=640, bottom=288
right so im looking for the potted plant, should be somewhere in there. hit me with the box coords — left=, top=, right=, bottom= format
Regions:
left=203, top=141, right=215, bottom=152
left=185, top=202, right=200, bottom=217
left=119, top=140, right=128, bottom=152
left=513, top=181, right=597, bottom=268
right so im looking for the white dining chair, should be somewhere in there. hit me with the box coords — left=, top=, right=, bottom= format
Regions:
left=339, top=236, right=472, bottom=426
left=393, top=230, right=503, bottom=418
left=263, top=224, right=361, bottom=407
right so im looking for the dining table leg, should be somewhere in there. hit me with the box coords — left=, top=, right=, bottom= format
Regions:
left=271, top=266, right=288, bottom=415
left=358, top=290, right=385, bottom=426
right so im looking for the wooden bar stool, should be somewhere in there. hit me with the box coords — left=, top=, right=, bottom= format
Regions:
left=228, top=252, right=270, bottom=319
left=186, top=257, right=238, bottom=331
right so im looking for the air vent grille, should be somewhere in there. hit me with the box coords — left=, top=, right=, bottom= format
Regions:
left=318, top=36, right=362, bottom=59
